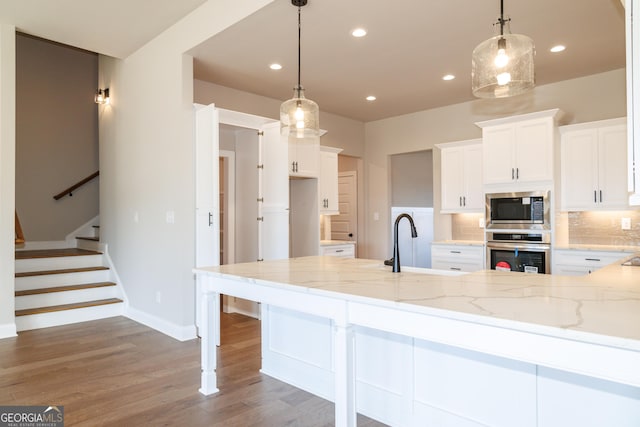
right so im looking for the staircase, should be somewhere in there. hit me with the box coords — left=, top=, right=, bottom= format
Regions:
left=15, top=243, right=124, bottom=332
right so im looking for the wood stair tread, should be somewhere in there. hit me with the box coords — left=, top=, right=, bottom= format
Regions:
left=15, top=248, right=102, bottom=259
left=15, top=266, right=109, bottom=278
left=15, top=282, right=116, bottom=297
left=76, top=236, right=99, bottom=241
left=15, top=298, right=123, bottom=317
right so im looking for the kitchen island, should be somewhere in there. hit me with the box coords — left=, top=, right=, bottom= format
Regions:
left=194, top=256, right=640, bottom=427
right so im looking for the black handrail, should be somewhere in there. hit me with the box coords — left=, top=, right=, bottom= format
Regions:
left=53, top=171, right=99, bottom=200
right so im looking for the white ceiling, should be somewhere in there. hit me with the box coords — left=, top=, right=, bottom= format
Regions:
left=2, top=0, right=627, bottom=122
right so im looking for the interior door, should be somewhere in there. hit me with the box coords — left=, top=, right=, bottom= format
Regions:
left=331, top=172, right=358, bottom=243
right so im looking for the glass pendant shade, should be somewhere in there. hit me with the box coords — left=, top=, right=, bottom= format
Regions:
left=280, top=87, right=319, bottom=138
left=472, top=31, right=535, bottom=98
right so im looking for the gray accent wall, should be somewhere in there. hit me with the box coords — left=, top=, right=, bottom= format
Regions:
left=16, top=34, right=98, bottom=241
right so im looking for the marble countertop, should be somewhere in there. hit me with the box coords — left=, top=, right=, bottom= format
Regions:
left=554, top=244, right=639, bottom=253
left=195, top=254, right=640, bottom=350
left=320, top=240, right=356, bottom=246
left=432, top=240, right=484, bottom=247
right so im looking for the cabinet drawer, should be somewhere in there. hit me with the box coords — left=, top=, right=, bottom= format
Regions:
left=432, top=244, right=484, bottom=273
left=553, top=249, right=630, bottom=275
left=320, top=244, right=355, bottom=258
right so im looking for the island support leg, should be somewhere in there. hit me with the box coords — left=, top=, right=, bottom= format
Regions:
left=199, top=287, right=220, bottom=395
left=334, top=322, right=356, bottom=427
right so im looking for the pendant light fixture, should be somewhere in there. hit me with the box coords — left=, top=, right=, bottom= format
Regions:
left=471, top=0, right=535, bottom=98
left=280, top=0, right=319, bottom=138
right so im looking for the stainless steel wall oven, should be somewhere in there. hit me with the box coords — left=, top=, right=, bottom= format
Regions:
left=486, top=232, right=550, bottom=274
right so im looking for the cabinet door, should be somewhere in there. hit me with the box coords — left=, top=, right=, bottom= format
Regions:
left=319, top=149, right=339, bottom=213
left=598, top=125, right=629, bottom=209
left=483, top=125, right=516, bottom=185
left=462, top=144, right=484, bottom=210
left=440, top=147, right=465, bottom=211
left=515, top=119, right=554, bottom=183
left=289, top=137, right=319, bottom=177
left=261, top=122, right=289, bottom=208
left=561, top=129, right=599, bottom=210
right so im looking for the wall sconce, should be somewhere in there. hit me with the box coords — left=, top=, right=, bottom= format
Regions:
left=94, top=88, right=110, bottom=105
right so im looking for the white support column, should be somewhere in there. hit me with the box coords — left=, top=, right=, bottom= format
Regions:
left=333, top=320, right=356, bottom=427
left=199, top=283, right=220, bottom=395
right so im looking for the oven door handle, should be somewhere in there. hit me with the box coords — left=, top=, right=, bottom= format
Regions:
left=486, top=242, right=550, bottom=251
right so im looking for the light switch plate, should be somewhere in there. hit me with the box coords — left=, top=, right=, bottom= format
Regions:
left=621, top=217, right=631, bottom=230
left=166, top=211, right=175, bottom=224
left=478, top=218, right=484, bottom=228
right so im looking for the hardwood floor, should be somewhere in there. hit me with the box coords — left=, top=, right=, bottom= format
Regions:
left=0, top=313, right=387, bottom=426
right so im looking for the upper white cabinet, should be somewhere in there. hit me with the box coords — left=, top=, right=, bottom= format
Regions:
left=560, top=118, right=628, bottom=211
left=289, top=137, right=319, bottom=178
left=319, top=146, right=342, bottom=214
left=437, top=139, right=483, bottom=213
left=477, top=109, right=561, bottom=189
left=626, top=0, right=640, bottom=205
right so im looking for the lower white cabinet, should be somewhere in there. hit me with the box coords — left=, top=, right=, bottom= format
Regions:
left=431, top=243, right=484, bottom=272
left=320, top=242, right=355, bottom=258
left=553, top=249, right=631, bottom=275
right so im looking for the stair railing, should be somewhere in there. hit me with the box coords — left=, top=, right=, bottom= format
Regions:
left=15, top=211, right=25, bottom=244
left=53, top=171, right=99, bottom=200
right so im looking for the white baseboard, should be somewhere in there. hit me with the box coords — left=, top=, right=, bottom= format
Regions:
left=124, top=305, right=197, bottom=342
left=65, top=215, right=99, bottom=247
left=16, top=240, right=69, bottom=251
left=0, top=322, right=18, bottom=339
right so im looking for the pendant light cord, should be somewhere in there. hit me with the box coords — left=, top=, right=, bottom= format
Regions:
left=297, top=5, right=302, bottom=90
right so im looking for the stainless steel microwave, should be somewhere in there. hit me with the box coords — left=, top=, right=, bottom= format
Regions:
left=485, top=191, right=550, bottom=230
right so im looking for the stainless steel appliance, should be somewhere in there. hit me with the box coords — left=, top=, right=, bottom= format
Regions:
left=486, top=232, right=550, bottom=274
left=485, top=190, right=550, bottom=230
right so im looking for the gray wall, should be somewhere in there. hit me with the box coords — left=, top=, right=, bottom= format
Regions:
left=16, top=34, right=98, bottom=241
left=390, top=150, right=433, bottom=208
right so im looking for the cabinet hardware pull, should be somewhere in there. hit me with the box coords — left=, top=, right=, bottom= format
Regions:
left=599, top=190, right=603, bottom=203
left=336, top=249, right=344, bottom=253
left=585, top=258, right=601, bottom=262
left=451, top=267, right=461, bottom=271
left=594, top=190, right=597, bottom=203
left=450, top=250, right=461, bottom=254
left=512, top=168, right=514, bottom=180
left=463, top=196, right=466, bottom=206
left=459, top=196, right=462, bottom=206
left=516, top=168, right=519, bottom=179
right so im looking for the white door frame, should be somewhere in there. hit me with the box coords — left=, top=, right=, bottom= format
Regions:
left=219, top=150, right=235, bottom=265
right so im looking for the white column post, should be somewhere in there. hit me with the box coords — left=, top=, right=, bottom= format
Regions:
left=199, top=276, right=220, bottom=395
left=334, top=320, right=356, bottom=427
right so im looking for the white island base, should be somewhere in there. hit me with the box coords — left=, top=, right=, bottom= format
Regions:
left=195, top=257, right=640, bottom=427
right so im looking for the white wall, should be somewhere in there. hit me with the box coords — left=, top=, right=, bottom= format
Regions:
left=363, top=69, right=627, bottom=260
left=0, top=25, right=16, bottom=337
left=98, top=0, right=275, bottom=340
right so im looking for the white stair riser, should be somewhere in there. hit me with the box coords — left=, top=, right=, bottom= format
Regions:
left=16, top=303, right=124, bottom=332
left=15, top=255, right=104, bottom=273
left=16, top=270, right=111, bottom=291
left=76, top=239, right=101, bottom=252
left=16, top=286, right=119, bottom=310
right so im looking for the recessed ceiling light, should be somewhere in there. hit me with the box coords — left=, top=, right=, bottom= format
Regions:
left=366, top=95, right=376, bottom=101
left=352, top=28, right=367, bottom=38
left=442, top=74, right=455, bottom=81
left=550, top=45, right=566, bottom=53
left=269, top=63, right=282, bottom=70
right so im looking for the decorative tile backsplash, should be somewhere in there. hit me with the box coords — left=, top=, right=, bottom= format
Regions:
left=567, top=210, right=640, bottom=246
left=451, top=213, right=484, bottom=241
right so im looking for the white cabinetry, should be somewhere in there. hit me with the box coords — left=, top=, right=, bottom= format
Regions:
left=627, top=0, right=640, bottom=205
left=476, top=109, right=561, bottom=188
left=438, top=139, right=483, bottom=213
left=431, top=243, right=484, bottom=272
left=288, top=137, right=319, bottom=177
left=319, top=146, right=341, bottom=214
left=320, top=242, right=355, bottom=258
left=560, top=118, right=628, bottom=211
left=554, top=249, right=630, bottom=275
